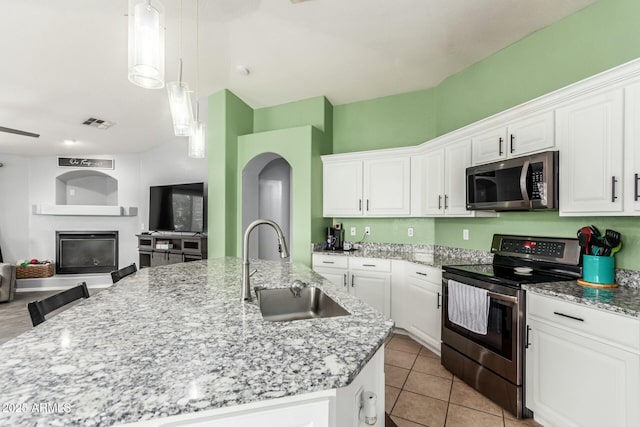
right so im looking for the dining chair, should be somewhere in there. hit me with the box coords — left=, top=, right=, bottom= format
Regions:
left=27, top=282, right=90, bottom=327
left=110, top=263, right=137, bottom=284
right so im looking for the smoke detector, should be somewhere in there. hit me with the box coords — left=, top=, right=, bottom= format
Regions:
left=82, top=117, right=114, bottom=129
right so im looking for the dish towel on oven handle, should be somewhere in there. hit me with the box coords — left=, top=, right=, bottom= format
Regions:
left=447, top=279, right=490, bottom=335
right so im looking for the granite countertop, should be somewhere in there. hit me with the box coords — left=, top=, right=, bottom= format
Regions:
left=0, top=258, right=393, bottom=427
left=523, top=281, right=640, bottom=319
left=314, top=247, right=491, bottom=269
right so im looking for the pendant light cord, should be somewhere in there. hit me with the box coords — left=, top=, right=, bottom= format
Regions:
left=195, top=0, right=200, bottom=121
left=178, top=0, right=183, bottom=83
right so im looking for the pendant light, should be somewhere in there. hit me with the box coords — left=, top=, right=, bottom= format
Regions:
left=188, top=0, right=206, bottom=158
left=167, top=1, right=194, bottom=136
left=128, top=0, right=165, bottom=89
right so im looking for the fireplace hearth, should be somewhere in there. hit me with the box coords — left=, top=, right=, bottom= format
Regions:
left=56, top=231, right=118, bottom=274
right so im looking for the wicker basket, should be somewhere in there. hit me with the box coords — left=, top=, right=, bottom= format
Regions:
left=16, top=263, right=54, bottom=279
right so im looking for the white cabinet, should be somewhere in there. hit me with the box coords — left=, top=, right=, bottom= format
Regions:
left=418, top=139, right=473, bottom=216
left=624, top=82, right=640, bottom=213
left=322, top=160, right=363, bottom=217
left=557, top=89, right=624, bottom=214
left=404, top=263, right=442, bottom=353
left=471, top=111, right=554, bottom=165
left=322, top=154, right=411, bottom=217
left=312, top=254, right=391, bottom=318
left=526, top=293, right=640, bottom=427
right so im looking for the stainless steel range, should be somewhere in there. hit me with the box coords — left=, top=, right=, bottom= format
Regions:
left=441, top=234, right=581, bottom=418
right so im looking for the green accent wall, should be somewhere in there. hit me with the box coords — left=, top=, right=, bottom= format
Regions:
left=208, top=94, right=333, bottom=266
left=207, top=90, right=253, bottom=258
left=329, top=0, right=640, bottom=270
left=333, top=88, right=437, bottom=153
left=435, top=0, right=640, bottom=135
left=237, top=127, right=330, bottom=266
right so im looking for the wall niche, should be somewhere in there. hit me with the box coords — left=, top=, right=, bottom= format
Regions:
left=55, top=170, right=118, bottom=206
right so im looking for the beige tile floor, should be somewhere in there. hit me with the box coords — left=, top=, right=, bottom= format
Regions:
left=385, top=334, right=543, bottom=427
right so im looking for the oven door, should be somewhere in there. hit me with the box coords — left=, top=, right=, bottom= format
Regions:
left=441, top=272, right=524, bottom=385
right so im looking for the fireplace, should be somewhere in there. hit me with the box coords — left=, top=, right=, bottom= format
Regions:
left=56, top=231, right=118, bottom=274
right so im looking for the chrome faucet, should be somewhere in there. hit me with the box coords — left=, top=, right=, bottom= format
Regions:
left=242, top=219, right=290, bottom=301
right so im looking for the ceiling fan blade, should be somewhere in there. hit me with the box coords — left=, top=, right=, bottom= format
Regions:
left=0, top=126, right=40, bottom=138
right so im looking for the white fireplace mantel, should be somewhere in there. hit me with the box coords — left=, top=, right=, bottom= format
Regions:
left=32, top=204, right=138, bottom=216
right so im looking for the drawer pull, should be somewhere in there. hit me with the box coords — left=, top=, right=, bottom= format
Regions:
left=322, top=261, right=335, bottom=264
left=416, top=271, right=428, bottom=276
left=363, top=264, right=376, bottom=267
left=553, top=311, right=584, bottom=322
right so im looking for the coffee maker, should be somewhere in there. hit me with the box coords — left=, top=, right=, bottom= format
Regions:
left=325, top=225, right=344, bottom=250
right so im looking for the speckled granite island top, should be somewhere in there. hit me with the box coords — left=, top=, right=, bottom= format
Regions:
left=0, top=258, right=393, bottom=427
left=524, top=281, right=640, bottom=318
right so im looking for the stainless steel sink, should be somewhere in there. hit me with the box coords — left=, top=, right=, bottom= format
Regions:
left=255, top=287, right=350, bottom=322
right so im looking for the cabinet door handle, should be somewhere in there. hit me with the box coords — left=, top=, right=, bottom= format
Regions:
left=525, top=325, right=531, bottom=349
left=359, top=199, right=362, bottom=211
left=444, top=194, right=449, bottom=209
left=510, top=134, right=515, bottom=153
left=322, top=261, right=335, bottom=264
left=611, top=176, right=618, bottom=202
left=351, top=274, right=355, bottom=287
left=438, top=195, right=442, bottom=210
left=343, top=273, right=347, bottom=287
left=635, top=173, right=640, bottom=201
left=366, top=199, right=370, bottom=211
left=437, top=292, right=441, bottom=309
left=553, top=311, right=584, bottom=322
left=498, top=137, right=504, bottom=156
left=416, top=271, right=427, bottom=276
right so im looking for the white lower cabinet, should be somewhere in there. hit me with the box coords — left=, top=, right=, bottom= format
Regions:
left=526, top=293, right=640, bottom=427
left=312, top=254, right=391, bottom=318
left=404, top=263, right=442, bottom=352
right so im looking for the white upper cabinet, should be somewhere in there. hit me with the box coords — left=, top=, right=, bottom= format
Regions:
left=322, top=153, right=411, bottom=217
left=415, top=138, right=474, bottom=217
left=557, top=89, right=624, bottom=214
left=363, top=157, right=411, bottom=216
left=322, top=160, right=363, bottom=217
left=624, top=82, right=640, bottom=213
left=471, top=111, right=555, bottom=165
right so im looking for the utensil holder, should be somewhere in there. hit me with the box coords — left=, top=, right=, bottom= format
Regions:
left=582, top=255, right=615, bottom=284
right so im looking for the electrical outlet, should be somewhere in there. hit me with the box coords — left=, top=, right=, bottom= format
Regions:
left=408, top=227, right=414, bottom=237
left=364, top=226, right=371, bottom=236
left=350, top=226, right=356, bottom=236
left=463, top=229, right=469, bottom=240
left=141, top=223, right=145, bottom=230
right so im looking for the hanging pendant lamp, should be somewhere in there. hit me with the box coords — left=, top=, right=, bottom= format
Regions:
left=188, top=0, right=205, bottom=158
left=128, top=0, right=165, bottom=89
left=167, top=61, right=194, bottom=136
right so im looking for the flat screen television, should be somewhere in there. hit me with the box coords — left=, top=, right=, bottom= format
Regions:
left=148, top=182, right=206, bottom=233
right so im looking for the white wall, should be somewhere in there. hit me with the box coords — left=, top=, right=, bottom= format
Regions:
left=0, top=155, right=30, bottom=263
left=28, top=154, right=142, bottom=268
left=0, top=139, right=207, bottom=269
left=139, top=138, right=208, bottom=233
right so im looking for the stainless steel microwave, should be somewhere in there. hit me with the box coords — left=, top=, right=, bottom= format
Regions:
left=466, top=151, right=558, bottom=211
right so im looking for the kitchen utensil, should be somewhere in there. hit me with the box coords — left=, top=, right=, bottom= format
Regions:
left=603, top=229, right=621, bottom=257
left=577, top=226, right=593, bottom=256
left=610, top=241, right=623, bottom=257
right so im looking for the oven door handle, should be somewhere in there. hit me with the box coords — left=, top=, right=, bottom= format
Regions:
left=487, top=292, right=518, bottom=303
left=519, top=159, right=531, bottom=207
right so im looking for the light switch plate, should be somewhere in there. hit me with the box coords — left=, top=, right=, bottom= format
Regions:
left=463, top=229, right=469, bottom=240
left=350, top=227, right=356, bottom=236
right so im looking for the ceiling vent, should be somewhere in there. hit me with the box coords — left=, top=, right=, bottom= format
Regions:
left=82, top=118, right=114, bottom=129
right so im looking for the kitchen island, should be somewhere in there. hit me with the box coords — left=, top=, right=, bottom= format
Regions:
left=0, top=258, right=393, bottom=426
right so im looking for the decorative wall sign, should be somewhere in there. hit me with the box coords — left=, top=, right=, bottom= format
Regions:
left=57, top=157, right=114, bottom=169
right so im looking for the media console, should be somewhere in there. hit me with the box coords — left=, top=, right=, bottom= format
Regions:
left=137, top=234, right=208, bottom=268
